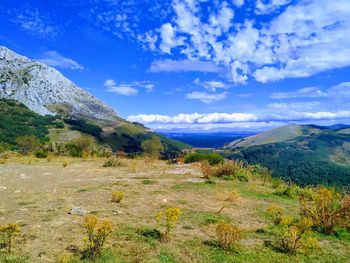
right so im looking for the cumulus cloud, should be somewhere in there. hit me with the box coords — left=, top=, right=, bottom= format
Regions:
left=186, top=91, right=228, bottom=103
left=143, top=0, right=350, bottom=84
left=149, top=59, right=220, bottom=73
left=36, top=51, right=84, bottom=70
left=128, top=110, right=350, bottom=125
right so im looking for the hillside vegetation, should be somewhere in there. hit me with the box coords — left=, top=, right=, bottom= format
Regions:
left=0, top=98, right=187, bottom=157
left=225, top=125, right=350, bottom=186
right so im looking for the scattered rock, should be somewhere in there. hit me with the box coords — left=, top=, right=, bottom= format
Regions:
left=68, top=207, right=87, bottom=216
left=20, top=173, right=27, bottom=179
left=0, top=185, right=7, bottom=191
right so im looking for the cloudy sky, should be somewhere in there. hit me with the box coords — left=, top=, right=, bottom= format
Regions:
left=1, top=0, right=350, bottom=132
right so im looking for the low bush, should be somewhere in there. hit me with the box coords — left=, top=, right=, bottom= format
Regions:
left=274, top=183, right=301, bottom=198
left=111, top=191, right=124, bottom=203
left=156, top=207, right=181, bottom=242
left=82, top=215, right=113, bottom=259
left=184, top=152, right=224, bottom=166
left=0, top=223, right=20, bottom=253
left=276, top=217, right=318, bottom=255
left=300, top=187, right=350, bottom=234
left=103, top=157, right=125, bottom=168
left=34, top=150, right=48, bottom=158
left=216, top=221, right=242, bottom=250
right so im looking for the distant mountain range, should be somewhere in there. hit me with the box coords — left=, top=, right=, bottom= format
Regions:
left=163, top=132, right=256, bottom=148
left=224, top=124, right=350, bottom=186
left=0, top=46, right=187, bottom=156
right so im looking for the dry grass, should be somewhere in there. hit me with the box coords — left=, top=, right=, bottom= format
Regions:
left=0, top=156, right=349, bottom=262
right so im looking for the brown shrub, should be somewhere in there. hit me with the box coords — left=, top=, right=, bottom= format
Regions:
left=216, top=221, right=242, bottom=250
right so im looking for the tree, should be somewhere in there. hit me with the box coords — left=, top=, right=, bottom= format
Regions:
left=141, top=137, right=164, bottom=159
left=15, top=135, right=40, bottom=154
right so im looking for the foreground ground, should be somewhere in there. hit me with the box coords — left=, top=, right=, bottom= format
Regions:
left=0, top=157, right=349, bottom=262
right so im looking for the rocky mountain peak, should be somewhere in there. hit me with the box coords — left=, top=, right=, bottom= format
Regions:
left=0, top=46, right=118, bottom=121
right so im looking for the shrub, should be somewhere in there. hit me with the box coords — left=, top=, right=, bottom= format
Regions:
left=0, top=223, right=20, bottom=253
left=82, top=215, right=113, bottom=259
left=267, top=204, right=284, bottom=225
left=216, top=221, right=242, bottom=250
left=250, top=164, right=272, bottom=183
left=184, top=152, right=224, bottom=166
left=52, top=121, right=65, bottom=129
left=201, top=161, right=250, bottom=182
left=111, top=191, right=124, bottom=203
left=274, top=183, right=300, bottom=198
left=141, top=137, right=164, bottom=159
left=156, top=207, right=181, bottom=242
left=15, top=135, right=40, bottom=154
left=103, top=157, right=125, bottom=168
left=34, top=150, right=48, bottom=158
left=66, top=136, right=95, bottom=157
left=276, top=217, right=318, bottom=255
left=300, top=187, right=350, bottom=234
left=217, top=190, right=239, bottom=214
left=200, top=160, right=212, bottom=179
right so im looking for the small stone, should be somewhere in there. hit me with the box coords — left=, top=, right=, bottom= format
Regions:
left=20, top=173, right=27, bottom=179
left=68, top=207, right=87, bottom=216
left=0, top=186, right=7, bottom=191
left=162, top=198, right=167, bottom=204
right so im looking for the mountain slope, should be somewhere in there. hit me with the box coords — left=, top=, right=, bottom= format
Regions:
left=0, top=46, right=119, bottom=121
left=0, top=46, right=188, bottom=155
left=224, top=124, right=350, bottom=186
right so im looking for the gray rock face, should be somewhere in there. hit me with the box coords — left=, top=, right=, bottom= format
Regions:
left=0, top=46, right=118, bottom=121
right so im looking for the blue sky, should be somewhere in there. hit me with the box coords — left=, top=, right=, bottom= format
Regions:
left=1, top=0, right=350, bottom=132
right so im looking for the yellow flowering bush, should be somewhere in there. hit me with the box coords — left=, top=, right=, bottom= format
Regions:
left=156, top=207, right=181, bottom=242
left=111, top=191, right=124, bottom=203
left=0, top=223, right=20, bottom=253
left=83, top=215, right=113, bottom=259
left=300, top=187, right=350, bottom=234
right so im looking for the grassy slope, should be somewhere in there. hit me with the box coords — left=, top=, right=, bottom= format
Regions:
left=0, top=157, right=349, bottom=262
left=229, top=125, right=303, bottom=148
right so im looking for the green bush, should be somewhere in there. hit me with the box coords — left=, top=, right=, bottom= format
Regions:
left=34, top=150, right=48, bottom=158
left=184, top=152, right=224, bottom=165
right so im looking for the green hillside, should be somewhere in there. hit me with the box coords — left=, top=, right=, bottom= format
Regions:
left=0, top=98, right=188, bottom=156
left=224, top=125, right=350, bottom=186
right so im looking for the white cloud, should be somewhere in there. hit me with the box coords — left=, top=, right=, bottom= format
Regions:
left=232, top=0, right=244, bottom=7
left=104, top=79, right=155, bottom=96
left=270, top=87, right=327, bottom=99
left=36, top=51, right=84, bottom=70
left=104, top=80, right=138, bottom=96
left=10, top=8, right=57, bottom=38
left=142, top=0, right=350, bottom=84
left=128, top=110, right=350, bottom=125
left=149, top=59, right=220, bottom=72
left=255, top=0, right=292, bottom=14
left=186, top=91, right=228, bottom=103
left=270, top=82, right=350, bottom=100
